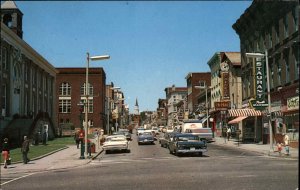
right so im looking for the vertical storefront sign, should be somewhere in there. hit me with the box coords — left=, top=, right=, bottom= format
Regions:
left=253, top=57, right=268, bottom=109
left=222, top=72, right=230, bottom=99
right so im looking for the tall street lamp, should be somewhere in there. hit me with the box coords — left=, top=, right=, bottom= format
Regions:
left=245, top=50, right=273, bottom=153
left=84, top=52, right=110, bottom=158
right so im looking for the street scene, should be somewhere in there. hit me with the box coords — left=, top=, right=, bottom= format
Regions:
left=1, top=130, right=299, bottom=190
left=0, top=0, right=299, bottom=190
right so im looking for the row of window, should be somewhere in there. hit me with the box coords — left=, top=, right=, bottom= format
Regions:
left=59, top=99, right=94, bottom=113
left=59, top=82, right=94, bottom=96
left=59, top=118, right=94, bottom=127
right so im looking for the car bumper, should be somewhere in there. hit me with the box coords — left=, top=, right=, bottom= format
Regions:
left=103, top=145, right=128, bottom=151
left=177, top=149, right=207, bottom=153
left=138, top=139, right=154, bottom=143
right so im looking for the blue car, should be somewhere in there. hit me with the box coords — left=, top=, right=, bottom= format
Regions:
left=138, top=132, right=155, bottom=145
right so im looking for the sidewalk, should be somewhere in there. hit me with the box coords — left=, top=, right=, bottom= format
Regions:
left=0, top=138, right=103, bottom=175
left=212, top=136, right=298, bottom=159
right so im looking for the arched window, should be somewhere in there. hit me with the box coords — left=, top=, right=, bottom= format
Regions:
left=3, top=14, right=12, bottom=28
left=59, top=82, right=71, bottom=96
left=80, top=83, right=93, bottom=96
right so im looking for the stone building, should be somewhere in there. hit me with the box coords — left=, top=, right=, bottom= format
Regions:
left=165, top=85, right=187, bottom=127
left=233, top=0, right=299, bottom=146
left=0, top=1, right=57, bottom=146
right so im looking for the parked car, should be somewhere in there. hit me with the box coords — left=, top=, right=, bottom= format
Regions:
left=113, top=131, right=132, bottom=141
left=185, top=128, right=214, bottom=142
left=168, top=133, right=207, bottom=156
left=159, top=131, right=180, bottom=148
left=138, top=132, right=155, bottom=145
left=103, top=135, right=130, bottom=154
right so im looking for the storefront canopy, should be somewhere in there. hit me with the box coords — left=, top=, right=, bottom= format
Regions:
left=228, top=109, right=262, bottom=117
left=228, top=116, right=248, bottom=124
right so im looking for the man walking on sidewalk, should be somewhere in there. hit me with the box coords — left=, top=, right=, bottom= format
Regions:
left=21, top=136, right=30, bottom=164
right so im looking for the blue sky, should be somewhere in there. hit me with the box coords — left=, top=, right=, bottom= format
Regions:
left=15, top=1, right=252, bottom=112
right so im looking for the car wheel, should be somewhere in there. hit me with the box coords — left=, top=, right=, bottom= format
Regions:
left=160, top=143, right=163, bottom=147
left=198, top=152, right=203, bottom=157
left=105, top=150, right=110, bottom=154
left=138, top=142, right=141, bottom=145
left=127, top=149, right=131, bottom=153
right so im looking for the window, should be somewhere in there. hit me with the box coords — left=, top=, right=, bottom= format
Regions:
left=88, top=99, right=93, bottom=113
left=277, top=61, right=282, bottom=86
left=293, top=6, right=299, bottom=32
left=1, top=48, right=7, bottom=70
left=270, top=64, right=274, bottom=89
left=295, top=50, right=299, bottom=80
left=269, top=32, right=273, bottom=48
left=59, top=82, right=71, bottom=96
left=284, top=15, right=289, bottom=38
left=89, top=120, right=94, bottom=127
left=285, top=55, right=290, bottom=84
left=1, top=85, right=7, bottom=116
left=80, top=83, right=93, bottom=96
left=59, top=99, right=71, bottom=113
left=199, top=81, right=206, bottom=88
left=275, top=24, right=280, bottom=44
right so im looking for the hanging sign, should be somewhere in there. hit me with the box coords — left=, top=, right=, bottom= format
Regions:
left=253, top=57, right=268, bottom=109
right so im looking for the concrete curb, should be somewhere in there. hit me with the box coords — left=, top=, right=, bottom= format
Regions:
left=0, top=146, right=69, bottom=166
left=212, top=141, right=298, bottom=159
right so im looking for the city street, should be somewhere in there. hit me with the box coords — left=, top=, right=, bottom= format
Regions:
left=1, top=134, right=298, bottom=190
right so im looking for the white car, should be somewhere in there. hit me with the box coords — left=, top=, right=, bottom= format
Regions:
left=103, top=135, right=130, bottom=154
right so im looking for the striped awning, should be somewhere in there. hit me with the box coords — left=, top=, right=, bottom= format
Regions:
left=228, top=109, right=262, bottom=117
left=228, top=116, right=248, bottom=124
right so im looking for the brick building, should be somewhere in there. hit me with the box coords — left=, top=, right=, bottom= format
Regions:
left=56, top=68, right=106, bottom=135
left=185, top=72, right=211, bottom=118
left=233, top=0, right=299, bottom=145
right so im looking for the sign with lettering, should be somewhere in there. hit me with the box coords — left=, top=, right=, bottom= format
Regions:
left=287, top=96, right=299, bottom=110
left=214, top=101, right=230, bottom=110
left=222, top=72, right=230, bottom=99
left=254, top=57, right=267, bottom=109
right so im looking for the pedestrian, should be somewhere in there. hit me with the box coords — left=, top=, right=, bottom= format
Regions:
left=21, top=136, right=30, bottom=164
left=227, top=127, right=231, bottom=141
left=2, top=138, right=10, bottom=169
left=74, top=131, right=80, bottom=149
left=283, top=133, right=290, bottom=155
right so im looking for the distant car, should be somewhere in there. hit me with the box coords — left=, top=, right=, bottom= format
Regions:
left=166, top=127, right=174, bottom=133
left=136, top=128, right=145, bottom=135
left=168, top=133, right=207, bottom=156
left=113, top=131, right=132, bottom=141
left=103, top=135, right=130, bottom=154
left=159, top=131, right=180, bottom=148
left=151, top=127, right=159, bottom=135
left=138, top=132, right=155, bottom=145
left=185, top=128, right=214, bottom=142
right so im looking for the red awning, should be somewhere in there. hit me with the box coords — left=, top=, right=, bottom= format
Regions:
left=228, top=109, right=262, bottom=117
left=228, top=116, right=248, bottom=124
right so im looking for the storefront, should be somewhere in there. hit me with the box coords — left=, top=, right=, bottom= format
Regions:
left=283, top=96, right=299, bottom=148
left=227, top=108, right=262, bottom=142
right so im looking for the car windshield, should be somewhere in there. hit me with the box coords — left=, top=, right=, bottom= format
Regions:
left=177, top=136, right=199, bottom=141
left=106, top=137, right=126, bottom=142
left=142, top=132, right=152, bottom=136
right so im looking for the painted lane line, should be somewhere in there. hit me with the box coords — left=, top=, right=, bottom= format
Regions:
left=0, top=173, right=36, bottom=186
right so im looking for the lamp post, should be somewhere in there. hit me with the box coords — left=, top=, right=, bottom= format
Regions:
left=245, top=50, right=273, bottom=153
left=84, top=52, right=110, bottom=158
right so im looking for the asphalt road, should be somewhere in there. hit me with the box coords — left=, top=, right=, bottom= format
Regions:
left=1, top=133, right=298, bottom=190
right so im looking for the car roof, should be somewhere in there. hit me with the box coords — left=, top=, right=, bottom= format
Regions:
left=174, top=133, right=197, bottom=137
